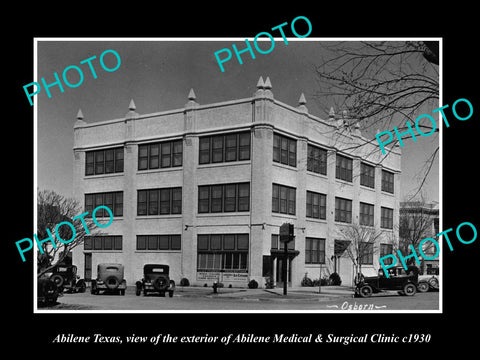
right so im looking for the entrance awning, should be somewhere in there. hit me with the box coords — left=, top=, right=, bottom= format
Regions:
left=334, top=240, right=351, bottom=256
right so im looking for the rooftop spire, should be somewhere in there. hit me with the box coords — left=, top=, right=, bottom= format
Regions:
left=129, top=99, right=136, bottom=111
left=264, top=76, right=272, bottom=89
left=188, top=88, right=196, bottom=101
left=76, top=108, right=84, bottom=120
left=256, top=76, right=265, bottom=89
left=298, top=93, right=306, bottom=105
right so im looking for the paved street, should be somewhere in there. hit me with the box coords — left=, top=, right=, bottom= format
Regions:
left=39, top=286, right=439, bottom=311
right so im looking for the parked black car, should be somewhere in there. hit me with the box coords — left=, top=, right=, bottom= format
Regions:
left=355, top=266, right=419, bottom=297
left=37, top=277, right=59, bottom=306
left=91, top=263, right=127, bottom=295
left=49, top=265, right=86, bottom=293
left=136, top=264, right=175, bottom=297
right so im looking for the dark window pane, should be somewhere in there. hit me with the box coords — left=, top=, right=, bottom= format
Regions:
left=94, top=237, right=103, bottom=250
left=138, top=145, right=148, bottom=170
left=238, top=183, right=250, bottom=211
left=237, top=234, right=249, bottom=250
left=161, top=142, right=171, bottom=168
left=149, top=144, right=160, bottom=169
left=198, top=235, right=209, bottom=250
left=171, top=235, right=181, bottom=250
left=210, top=235, right=222, bottom=250
left=198, top=186, right=210, bottom=213
left=148, top=235, right=158, bottom=250
left=272, top=184, right=279, bottom=213
left=224, top=184, right=236, bottom=212
left=225, top=134, right=237, bottom=162
left=273, top=134, right=280, bottom=163
left=138, top=190, right=147, bottom=215
left=159, top=235, right=170, bottom=250
left=149, top=190, right=159, bottom=215
left=160, top=189, right=170, bottom=214
left=288, top=139, right=296, bottom=167
left=171, top=188, right=182, bottom=214
left=239, top=132, right=250, bottom=160
left=104, top=149, right=114, bottom=173
left=84, top=237, right=93, bottom=250
left=211, top=185, right=223, bottom=212
left=114, top=192, right=123, bottom=217
left=95, top=151, right=104, bottom=174
left=115, top=148, right=124, bottom=172
left=173, top=140, right=183, bottom=167
left=223, top=234, right=235, bottom=250
left=199, top=137, right=210, bottom=164
left=103, top=236, right=113, bottom=250
left=137, top=236, right=147, bottom=250
left=212, top=136, right=224, bottom=163
left=86, top=152, right=95, bottom=175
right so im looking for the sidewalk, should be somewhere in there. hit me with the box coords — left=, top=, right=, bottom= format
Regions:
left=174, top=285, right=354, bottom=301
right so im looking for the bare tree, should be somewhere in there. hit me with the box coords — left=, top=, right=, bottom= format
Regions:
left=337, top=223, right=384, bottom=284
left=399, top=199, right=438, bottom=268
left=313, top=41, right=439, bottom=196
left=37, top=189, right=99, bottom=278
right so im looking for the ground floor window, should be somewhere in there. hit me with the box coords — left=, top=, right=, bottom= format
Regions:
left=197, top=234, right=248, bottom=272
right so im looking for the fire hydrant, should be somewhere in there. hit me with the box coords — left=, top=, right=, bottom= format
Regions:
left=212, top=281, right=218, bottom=294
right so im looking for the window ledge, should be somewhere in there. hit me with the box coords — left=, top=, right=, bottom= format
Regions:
left=136, top=215, right=183, bottom=219
left=83, top=172, right=124, bottom=180
left=197, top=212, right=250, bottom=217
left=306, top=218, right=327, bottom=224
left=198, top=160, right=251, bottom=169
left=135, top=250, right=182, bottom=253
left=272, top=213, right=297, bottom=220
left=137, top=167, right=183, bottom=175
left=272, top=162, right=298, bottom=171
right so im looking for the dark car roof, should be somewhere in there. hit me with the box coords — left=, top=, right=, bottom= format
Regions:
left=144, top=264, right=169, bottom=272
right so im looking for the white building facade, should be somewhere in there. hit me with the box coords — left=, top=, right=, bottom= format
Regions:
left=72, top=77, right=401, bottom=288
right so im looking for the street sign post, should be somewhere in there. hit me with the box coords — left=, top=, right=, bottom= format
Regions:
left=279, top=223, right=294, bottom=295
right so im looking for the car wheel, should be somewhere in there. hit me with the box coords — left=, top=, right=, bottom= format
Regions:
left=168, top=290, right=174, bottom=298
left=417, top=281, right=429, bottom=293
left=358, top=285, right=372, bottom=298
left=51, top=274, right=64, bottom=288
left=403, top=283, right=416, bottom=296
left=105, top=276, right=119, bottom=290
left=429, top=277, right=439, bottom=290
left=77, top=280, right=86, bottom=293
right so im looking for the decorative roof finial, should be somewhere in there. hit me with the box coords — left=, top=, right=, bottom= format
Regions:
left=329, top=107, right=335, bottom=119
left=188, top=88, right=196, bottom=101
left=298, top=93, right=306, bottom=105
left=129, top=99, right=136, bottom=111
left=264, top=76, right=272, bottom=89
left=256, top=76, right=265, bottom=89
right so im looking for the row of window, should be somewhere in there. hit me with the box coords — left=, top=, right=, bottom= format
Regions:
left=85, top=187, right=394, bottom=228
left=83, top=133, right=394, bottom=195
left=83, top=235, right=393, bottom=267
left=197, top=234, right=249, bottom=271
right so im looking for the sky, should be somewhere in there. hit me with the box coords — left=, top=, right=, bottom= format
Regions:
left=36, top=39, right=439, bottom=204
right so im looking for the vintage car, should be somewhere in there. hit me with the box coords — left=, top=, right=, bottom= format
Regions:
left=355, top=266, right=419, bottom=297
left=136, top=264, right=175, bottom=297
left=417, top=268, right=440, bottom=292
left=49, top=265, right=86, bottom=293
left=37, top=277, right=59, bottom=306
left=91, top=263, right=127, bottom=295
